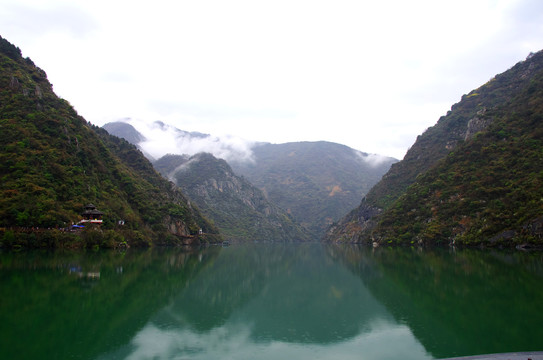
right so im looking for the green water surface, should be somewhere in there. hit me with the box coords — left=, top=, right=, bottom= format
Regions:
left=0, top=243, right=542, bottom=359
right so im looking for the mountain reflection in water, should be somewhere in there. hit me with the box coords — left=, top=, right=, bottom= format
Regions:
left=327, top=244, right=543, bottom=359
left=1, top=244, right=542, bottom=359
left=104, top=244, right=430, bottom=359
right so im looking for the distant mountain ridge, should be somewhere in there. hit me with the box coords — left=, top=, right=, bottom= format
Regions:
left=326, top=50, right=543, bottom=247
left=230, top=141, right=397, bottom=236
left=103, top=122, right=397, bottom=238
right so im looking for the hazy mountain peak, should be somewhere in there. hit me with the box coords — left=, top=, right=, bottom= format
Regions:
left=102, top=121, right=146, bottom=144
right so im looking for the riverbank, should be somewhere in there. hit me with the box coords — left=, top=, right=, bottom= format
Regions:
left=0, top=227, right=221, bottom=250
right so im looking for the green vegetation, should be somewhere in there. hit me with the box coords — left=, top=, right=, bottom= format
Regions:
left=328, top=244, right=543, bottom=357
left=375, top=72, right=543, bottom=246
left=0, top=35, right=220, bottom=248
left=156, top=153, right=310, bottom=242
left=0, top=247, right=221, bottom=359
left=327, top=50, right=543, bottom=247
left=231, top=141, right=396, bottom=237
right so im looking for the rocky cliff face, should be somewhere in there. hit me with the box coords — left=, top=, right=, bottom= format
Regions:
left=325, top=200, right=382, bottom=243
left=464, top=108, right=493, bottom=141
left=155, top=153, right=310, bottom=242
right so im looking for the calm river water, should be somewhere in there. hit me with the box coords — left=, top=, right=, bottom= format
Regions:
left=1, top=243, right=542, bottom=359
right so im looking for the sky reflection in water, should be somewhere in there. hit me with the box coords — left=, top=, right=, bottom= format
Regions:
left=120, top=321, right=429, bottom=360
left=102, top=244, right=432, bottom=360
left=2, top=244, right=542, bottom=360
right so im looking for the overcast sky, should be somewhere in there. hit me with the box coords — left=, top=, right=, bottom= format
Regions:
left=2, top=0, right=543, bottom=159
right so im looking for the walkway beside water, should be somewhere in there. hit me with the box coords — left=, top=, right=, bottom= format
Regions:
left=442, top=352, right=543, bottom=360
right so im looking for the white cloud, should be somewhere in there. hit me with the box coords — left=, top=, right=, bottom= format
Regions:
left=127, top=119, right=256, bottom=163
left=119, top=319, right=432, bottom=360
left=354, top=150, right=395, bottom=167
left=2, top=0, right=543, bottom=159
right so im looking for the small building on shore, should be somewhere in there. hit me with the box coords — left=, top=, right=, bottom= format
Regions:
left=80, top=204, right=103, bottom=224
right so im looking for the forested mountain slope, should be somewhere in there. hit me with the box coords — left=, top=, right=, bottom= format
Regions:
left=326, top=51, right=543, bottom=247
left=0, top=36, right=220, bottom=247
left=155, top=152, right=310, bottom=242
left=231, top=141, right=397, bottom=237
left=104, top=120, right=397, bottom=239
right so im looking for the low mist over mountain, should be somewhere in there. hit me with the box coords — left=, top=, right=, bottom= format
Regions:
left=0, top=36, right=220, bottom=247
left=326, top=50, right=543, bottom=247
left=155, top=153, right=310, bottom=242
left=103, top=119, right=255, bottom=163
left=104, top=120, right=397, bottom=238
